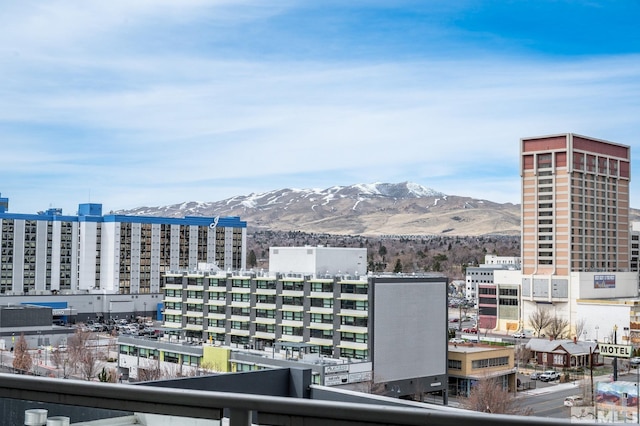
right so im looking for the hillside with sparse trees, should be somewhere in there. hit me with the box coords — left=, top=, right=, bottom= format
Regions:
left=246, top=230, right=520, bottom=280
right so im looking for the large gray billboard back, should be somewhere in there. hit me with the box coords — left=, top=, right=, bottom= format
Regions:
left=372, top=279, right=447, bottom=383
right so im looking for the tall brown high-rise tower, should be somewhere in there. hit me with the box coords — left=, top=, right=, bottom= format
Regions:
left=521, top=133, right=630, bottom=277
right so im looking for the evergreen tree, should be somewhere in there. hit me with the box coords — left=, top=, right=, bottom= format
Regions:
left=248, top=250, right=257, bottom=268
left=393, top=258, right=403, bottom=273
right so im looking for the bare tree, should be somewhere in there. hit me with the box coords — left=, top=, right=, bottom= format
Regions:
left=50, top=346, right=64, bottom=369
left=547, top=316, right=570, bottom=340
left=12, top=334, right=32, bottom=374
left=78, top=345, right=102, bottom=380
left=528, top=306, right=552, bottom=337
left=517, top=346, right=533, bottom=366
left=68, top=328, right=102, bottom=380
left=68, top=328, right=92, bottom=368
left=138, top=365, right=162, bottom=381
left=574, top=318, right=587, bottom=340
left=462, top=377, right=532, bottom=415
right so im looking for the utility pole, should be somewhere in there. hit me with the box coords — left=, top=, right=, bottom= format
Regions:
left=590, top=346, right=596, bottom=420
left=614, top=325, right=618, bottom=382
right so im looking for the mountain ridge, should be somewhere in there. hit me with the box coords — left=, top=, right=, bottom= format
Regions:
left=116, top=182, right=524, bottom=236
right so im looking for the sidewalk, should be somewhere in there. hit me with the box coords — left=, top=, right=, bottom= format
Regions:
left=519, top=381, right=581, bottom=396
left=518, top=368, right=639, bottom=397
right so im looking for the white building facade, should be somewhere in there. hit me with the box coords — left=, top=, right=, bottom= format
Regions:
left=0, top=197, right=247, bottom=296
left=269, top=246, right=367, bottom=278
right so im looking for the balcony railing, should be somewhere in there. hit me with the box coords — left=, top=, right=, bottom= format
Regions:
left=0, top=373, right=581, bottom=426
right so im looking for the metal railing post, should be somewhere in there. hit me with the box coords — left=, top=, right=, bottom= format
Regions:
left=229, top=408, right=252, bottom=426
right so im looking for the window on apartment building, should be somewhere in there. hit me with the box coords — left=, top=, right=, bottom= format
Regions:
left=282, top=310, right=303, bottom=321
left=340, top=332, right=367, bottom=343
left=537, top=154, right=552, bottom=169
left=256, top=294, right=276, bottom=304
left=165, top=289, right=183, bottom=298
left=479, top=307, right=497, bottom=316
left=187, top=277, right=204, bottom=287
left=282, top=296, right=303, bottom=306
left=281, top=326, right=303, bottom=336
left=472, top=356, right=509, bottom=369
left=164, top=352, right=180, bottom=364
left=448, top=359, right=462, bottom=370
left=186, top=303, right=203, bottom=312
left=282, top=281, right=304, bottom=291
left=186, top=317, right=203, bottom=326
left=311, top=282, right=333, bottom=292
left=310, top=329, right=333, bottom=339
left=164, top=302, right=182, bottom=311
left=340, top=300, right=368, bottom=311
left=310, top=313, right=333, bottom=324
left=311, top=298, right=334, bottom=308
left=208, top=291, right=226, bottom=300
left=255, top=309, right=276, bottom=319
left=341, top=316, right=368, bottom=327
left=231, top=293, right=250, bottom=302
left=231, top=307, right=250, bottom=316
left=339, top=348, right=368, bottom=360
left=256, top=280, right=276, bottom=290
left=232, top=279, right=251, bottom=288
left=209, top=305, right=226, bottom=315
left=181, top=355, right=200, bottom=367
left=255, top=323, right=275, bottom=334
left=187, top=290, right=203, bottom=299
left=230, top=321, right=249, bottom=330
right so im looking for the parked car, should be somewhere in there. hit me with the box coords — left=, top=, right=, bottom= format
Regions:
left=539, top=370, right=561, bottom=382
left=512, top=332, right=527, bottom=338
left=564, top=395, right=584, bottom=407
left=449, top=338, right=465, bottom=344
left=630, top=357, right=640, bottom=365
left=530, top=372, right=542, bottom=380
left=462, top=327, right=477, bottom=333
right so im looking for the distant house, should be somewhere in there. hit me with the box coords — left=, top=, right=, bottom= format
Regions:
left=525, top=338, right=599, bottom=369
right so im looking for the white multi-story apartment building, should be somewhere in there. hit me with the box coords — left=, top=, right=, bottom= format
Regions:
left=0, top=194, right=247, bottom=296
left=159, top=266, right=449, bottom=400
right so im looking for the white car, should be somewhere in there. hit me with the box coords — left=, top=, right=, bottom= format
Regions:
left=564, top=396, right=584, bottom=407
left=539, top=370, right=561, bottom=382
left=449, top=338, right=465, bottom=344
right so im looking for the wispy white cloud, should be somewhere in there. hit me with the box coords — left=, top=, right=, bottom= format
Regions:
left=1, top=2, right=640, bottom=215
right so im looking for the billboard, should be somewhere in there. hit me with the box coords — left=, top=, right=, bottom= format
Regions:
left=594, top=275, right=616, bottom=289
left=372, top=277, right=447, bottom=383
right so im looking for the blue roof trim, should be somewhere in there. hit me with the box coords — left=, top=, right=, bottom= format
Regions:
left=102, top=215, right=246, bottom=227
left=21, top=301, right=68, bottom=309
left=1, top=212, right=246, bottom=228
left=0, top=213, right=79, bottom=222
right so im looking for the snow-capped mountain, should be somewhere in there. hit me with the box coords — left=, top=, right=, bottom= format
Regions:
left=116, top=182, right=521, bottom=236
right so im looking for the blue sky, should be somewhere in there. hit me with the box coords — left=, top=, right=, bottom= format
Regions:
left=1, top=1, right=640, bottom=214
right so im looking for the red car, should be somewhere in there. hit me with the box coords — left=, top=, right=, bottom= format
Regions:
left=462, top=327, right=477, bottom=333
